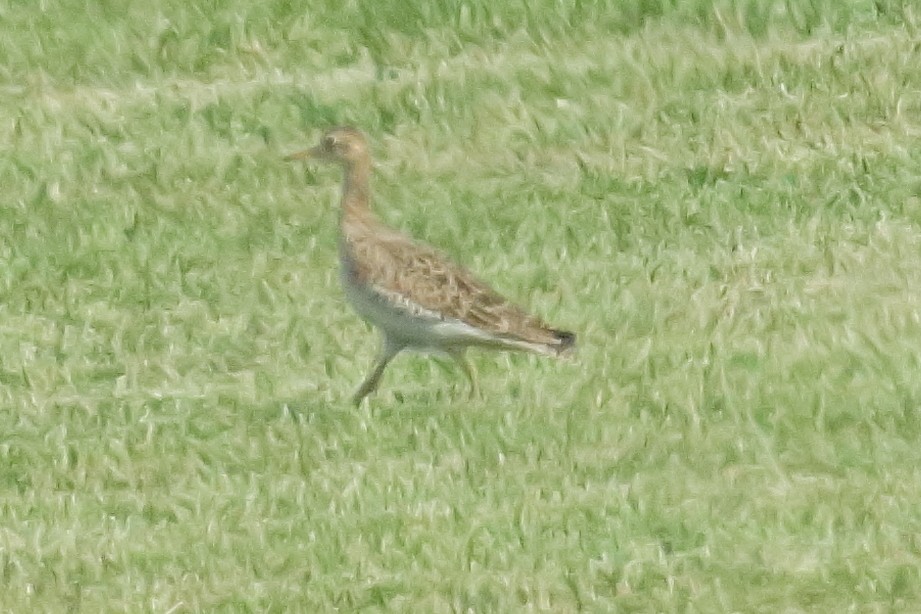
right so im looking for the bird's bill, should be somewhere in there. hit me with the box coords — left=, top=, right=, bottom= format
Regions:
left=284, top=145, right=323, bottom=161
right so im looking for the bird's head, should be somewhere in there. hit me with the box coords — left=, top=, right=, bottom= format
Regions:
left=285, top=126, right=370, bottom=167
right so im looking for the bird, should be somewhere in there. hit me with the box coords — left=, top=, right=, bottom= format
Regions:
left=286, top=126, right=575, bottom=405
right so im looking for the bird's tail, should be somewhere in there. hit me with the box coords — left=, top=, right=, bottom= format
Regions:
left=550, top=329, right=576, bottom=357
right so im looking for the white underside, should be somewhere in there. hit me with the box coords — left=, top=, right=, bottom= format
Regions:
left=338, top=243, right=555, bottom=354
left=342, top=273, right=502, bottom=351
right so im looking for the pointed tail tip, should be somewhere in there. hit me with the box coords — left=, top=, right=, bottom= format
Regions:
left=552, top=329, right=576, bottom=356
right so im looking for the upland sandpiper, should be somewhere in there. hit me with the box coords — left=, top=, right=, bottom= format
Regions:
left=286, top=127, right=575, bottom=404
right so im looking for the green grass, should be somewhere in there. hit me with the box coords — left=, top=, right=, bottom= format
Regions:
left=3, top=0, right=921, bottom=610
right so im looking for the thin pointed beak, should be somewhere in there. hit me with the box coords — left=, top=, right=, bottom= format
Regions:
left=284, top=146, right=322, bottom=161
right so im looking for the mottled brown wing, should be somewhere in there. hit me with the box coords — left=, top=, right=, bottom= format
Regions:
left=346, top=227, right=566, bottom=349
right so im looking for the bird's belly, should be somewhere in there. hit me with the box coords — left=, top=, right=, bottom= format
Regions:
left=340, top=272, right=487, bottom=350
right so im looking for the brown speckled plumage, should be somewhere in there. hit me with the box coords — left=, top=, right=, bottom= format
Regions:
left=286, top=126, right=574, bottom=404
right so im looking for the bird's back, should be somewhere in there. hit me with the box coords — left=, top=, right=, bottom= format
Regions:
left=340, top=219, right=575, bottom=355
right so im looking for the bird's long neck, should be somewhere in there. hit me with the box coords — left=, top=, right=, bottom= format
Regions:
left=337, top=157, right=377, bottom=281
left=339, top=158, right=373, bottom=224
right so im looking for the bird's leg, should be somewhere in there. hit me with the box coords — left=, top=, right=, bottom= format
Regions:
left=447, top=348, right=479, bottom=399
left=353, top=337, right=403, bottom=406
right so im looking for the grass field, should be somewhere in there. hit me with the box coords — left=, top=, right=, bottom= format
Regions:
left=3, top=0, right=921, bottom=610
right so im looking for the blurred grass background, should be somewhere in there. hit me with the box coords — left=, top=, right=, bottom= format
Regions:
left=3, top=0, right=921, bottom=610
